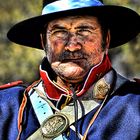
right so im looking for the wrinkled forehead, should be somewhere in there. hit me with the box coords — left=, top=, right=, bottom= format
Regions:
left=47, top=15, right=100, bottom=29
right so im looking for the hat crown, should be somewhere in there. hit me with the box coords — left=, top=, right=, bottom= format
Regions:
left=42, top=0, right=104, bottom=15
left=43, top=0, right=104, bottom=7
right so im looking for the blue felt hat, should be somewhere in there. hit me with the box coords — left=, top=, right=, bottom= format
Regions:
left=7, top=0, right=140, bottom=49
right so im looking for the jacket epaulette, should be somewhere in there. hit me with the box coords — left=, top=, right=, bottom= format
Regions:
left=0, top=81, right=24, bottom=90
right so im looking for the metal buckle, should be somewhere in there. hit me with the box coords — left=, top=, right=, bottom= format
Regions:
left=41, top=113, right=69, bottom=139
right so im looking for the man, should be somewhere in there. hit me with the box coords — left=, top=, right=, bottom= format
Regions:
left=0, top=0, right=140, bottom=140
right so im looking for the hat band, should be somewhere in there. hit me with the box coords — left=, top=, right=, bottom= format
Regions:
left=42, top=0, right=103, bottom=15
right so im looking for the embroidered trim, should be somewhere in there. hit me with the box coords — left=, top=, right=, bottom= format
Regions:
left=0, top=81, right=23, bottom=89
left=17, top=91, right=27, bottom=140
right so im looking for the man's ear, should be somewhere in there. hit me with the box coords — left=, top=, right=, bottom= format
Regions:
left=105, top=30, right=111, bottom=54
left=40, top=34, right=46, bottom=50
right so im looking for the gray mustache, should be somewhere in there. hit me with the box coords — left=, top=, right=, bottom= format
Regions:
left=59, top=51, right=88, bottom=61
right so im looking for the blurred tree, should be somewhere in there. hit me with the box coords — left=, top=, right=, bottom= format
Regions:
left=0, top=0, right=140, bottom=85
left=105, top=0, right=140, bottom=78
left=0, top=0, right=43, bottom=85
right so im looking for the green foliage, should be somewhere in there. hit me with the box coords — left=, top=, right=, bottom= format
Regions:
left=0, top=0, right=140, bottom=85
left=0, top=0, right=43, bottom=85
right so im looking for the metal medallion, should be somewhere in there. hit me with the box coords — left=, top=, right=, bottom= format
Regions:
left=94, top=78, right=110, bottom=99
left=41, top=113, right=69, bottom=139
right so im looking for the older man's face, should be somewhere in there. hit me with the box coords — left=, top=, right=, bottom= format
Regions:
left=46, top=16, right=107, bottom=83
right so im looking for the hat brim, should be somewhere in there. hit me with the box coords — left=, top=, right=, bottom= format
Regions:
left=7, top=5, right=140, bottom=49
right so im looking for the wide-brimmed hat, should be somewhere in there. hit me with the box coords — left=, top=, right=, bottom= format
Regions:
left=7, top=0, right=140, bottom=49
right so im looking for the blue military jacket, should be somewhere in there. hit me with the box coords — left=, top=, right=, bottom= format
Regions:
left=0, top=72, right=140, bottom=140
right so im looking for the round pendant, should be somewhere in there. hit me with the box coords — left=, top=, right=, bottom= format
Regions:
left=41, top=113, right=69, bottom=138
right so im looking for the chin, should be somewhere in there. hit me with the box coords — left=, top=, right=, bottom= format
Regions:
left=60, top=74, right=86, bottom=84
left=64, top=78, right=83, bottom=84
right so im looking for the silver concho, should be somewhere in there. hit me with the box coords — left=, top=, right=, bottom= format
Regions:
left=41, top=113, right=69, bottom=138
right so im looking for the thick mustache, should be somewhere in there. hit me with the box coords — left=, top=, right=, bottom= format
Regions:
left=59, top=51, right=88, bottom=61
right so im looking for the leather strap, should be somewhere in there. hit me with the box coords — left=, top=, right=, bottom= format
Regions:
left=28, top=82, right=64, bottom=140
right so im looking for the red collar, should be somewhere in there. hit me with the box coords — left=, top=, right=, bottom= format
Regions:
left=40, top=55, right=112, bottom=100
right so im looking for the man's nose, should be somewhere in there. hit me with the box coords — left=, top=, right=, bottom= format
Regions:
left=65, top=33, right=81, bottom=52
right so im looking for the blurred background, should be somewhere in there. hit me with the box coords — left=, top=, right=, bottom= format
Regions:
left=0, top=0, right=140, bottom=85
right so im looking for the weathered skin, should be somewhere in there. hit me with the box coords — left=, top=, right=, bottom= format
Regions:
left=45, top=16, right=110, bottom=85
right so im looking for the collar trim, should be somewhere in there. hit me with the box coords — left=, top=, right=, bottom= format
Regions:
left=40, top=55, right=111, bottom=100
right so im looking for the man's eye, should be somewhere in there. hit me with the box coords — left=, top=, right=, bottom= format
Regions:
left=77, top=29, right=92, bottom=36
left=52, top=30, right=68, bottom=38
